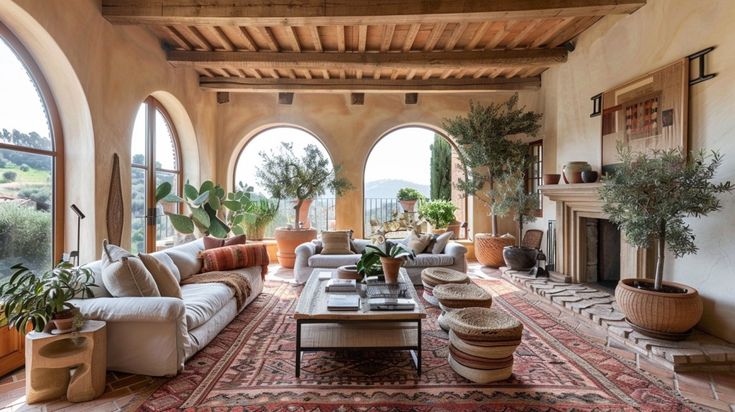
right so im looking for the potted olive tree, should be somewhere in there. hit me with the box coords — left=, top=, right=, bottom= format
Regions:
left=496, top=161, right=539, bottom=270
left=418, top=200, right=458, bottom=234
left=397, top=187, right=424, bottom=213
left=600, top=146, right=732, bottom=339
left=444, top=94, right=542, bottom=267
left=256, top=143, right=352, bottom=268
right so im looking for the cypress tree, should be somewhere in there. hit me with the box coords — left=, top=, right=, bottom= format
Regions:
left=430, top=134, right=452, bottom=201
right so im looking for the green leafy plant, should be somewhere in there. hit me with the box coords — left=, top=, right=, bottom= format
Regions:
left=419, top=200, right=458, bottom=229
left=0, top=262, right=96, bottom=333
left=495, top=161, right=539, bottom=247
left=356, top=252, right=383, bottom=278
left=430, top=134, right=452, bottom=201
left=443, top=94, right=542, bottom=236
left=255, top=143, right=352, bottom=228
left=360, top=243, right=415, bottom=268
left=245, top=197, right=279, bottom=239
left=397, top=187, right=424, bottom=201
left=599, top=145, right=732, bottom=290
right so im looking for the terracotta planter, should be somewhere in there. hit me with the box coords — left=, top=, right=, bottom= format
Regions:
left=615, top=278, right=703, bottom=339
left=543, top=174, right=561, bottom=185
left=562, top=161, right=592, bottom=184
left=399, top=199, right=417, bottom=213
left=274, top=228, right=317, bottom=268
left=50, top=309, right=75, bottom=334
left=474, top=234, right=515, bottom=268
left=447, top=222, right=461, bottom=239
left=432, top=228, right=448, bottom=235
left=502, top=246, right=538, bottom=270
left=380, top=256, right=403, bottom=284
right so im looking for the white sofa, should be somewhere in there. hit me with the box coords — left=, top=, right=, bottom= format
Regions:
left=294, top=238, right=468, bottom=284
left=70, top=239, right=264, bottom=377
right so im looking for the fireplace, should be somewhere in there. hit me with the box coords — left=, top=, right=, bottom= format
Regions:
left=540, top=183, right=653, bottom=283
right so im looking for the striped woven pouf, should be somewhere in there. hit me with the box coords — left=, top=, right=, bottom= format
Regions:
left=433, top=283, right=492, bottom=332
left=420, top=267, right=470, bottom=306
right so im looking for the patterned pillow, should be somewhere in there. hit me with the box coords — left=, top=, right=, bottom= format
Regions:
left=203, top=234, right=246, bottom=250
left=200, top=244, right=270, bottom=275
left=320, top=230, right=352, bottom=255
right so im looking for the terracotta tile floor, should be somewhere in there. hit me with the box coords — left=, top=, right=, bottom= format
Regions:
left=1, top=261, right=733, bottom=411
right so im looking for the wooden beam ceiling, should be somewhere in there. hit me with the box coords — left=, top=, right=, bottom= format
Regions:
left=102, top=0, right=646, bottom=26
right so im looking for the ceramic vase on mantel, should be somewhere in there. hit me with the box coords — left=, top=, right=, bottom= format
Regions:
left=562, top=161, right=592, bottom=184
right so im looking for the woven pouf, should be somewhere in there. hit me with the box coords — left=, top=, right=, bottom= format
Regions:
left=444, top=307, right=523, bottom=383
left=421, top=268, right=470, bottom=306
left=434, top=283, right=492, bottom=331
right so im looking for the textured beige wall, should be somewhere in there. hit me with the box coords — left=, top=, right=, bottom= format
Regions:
left=215, top=91, right=541, bottom=238
left=1, top=0, right=217, bottom=262
left=542, top=0, right=735, bottom=341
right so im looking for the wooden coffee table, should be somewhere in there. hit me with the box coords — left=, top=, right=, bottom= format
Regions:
left=293, top=268, right=426, bottom=377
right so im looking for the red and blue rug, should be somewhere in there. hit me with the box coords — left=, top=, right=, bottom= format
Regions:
left=135, top=279, right=697, bottom=411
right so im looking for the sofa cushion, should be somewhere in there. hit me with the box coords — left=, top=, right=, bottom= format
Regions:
left=102, top=257, right=161, bottom=297
left=101, top=240, right=133, bottom=269
left=404, top=253, right=454, bottom=267
left=203, top=235, right=246, bottom=250
left=200, top=244, right=270, bottom=275
left=308, top=254, right=361, bottom=268
left=320, top=230, right=352, bottom=255
left=150, top=251, right=181, bottom=282
left=139, top=253, right=182, bottom=298
left=407, top=232, right=433, bottom=255
left=431, top=231, right=454, bottom=254
left=164, top=239, right=204, bottom=280
left=79, top=260, right=111, bottom=298
left=181, top=283, right=234, bottom=330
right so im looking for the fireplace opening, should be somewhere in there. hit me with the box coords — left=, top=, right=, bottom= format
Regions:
left=583, top=218, right=621, bottom=290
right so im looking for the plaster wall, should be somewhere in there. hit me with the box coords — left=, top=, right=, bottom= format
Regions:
left=542, top=0, right=735, bottom=341
left=2, top=0, right=217, bottom=262
left=216, top=91, right=542, bottom=239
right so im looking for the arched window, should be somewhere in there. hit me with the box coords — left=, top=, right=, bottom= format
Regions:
left=233, top=126, right=335, bottom=239
left=0, top=23, right=62, bottom=276
left=130, top=97, right=182, bottom=254
left=364, top=126, right=467, bottom=238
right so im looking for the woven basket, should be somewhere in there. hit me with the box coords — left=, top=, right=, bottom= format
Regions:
left=474, top=234, right=515, bottom=267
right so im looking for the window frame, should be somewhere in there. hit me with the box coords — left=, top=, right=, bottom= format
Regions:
left=131, top=96, right=182, bottom=252
left=526, top=139, right=543, bottom=218
left=0, top=22, right=64, bottom=264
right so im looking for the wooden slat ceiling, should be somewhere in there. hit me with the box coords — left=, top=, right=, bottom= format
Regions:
left=102, top=1, right=646, bottom=93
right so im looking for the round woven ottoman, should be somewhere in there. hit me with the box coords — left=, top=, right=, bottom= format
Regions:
left=433, top=283, right=492, bottom=332
left=444, top=307, right=523, bottom=383
left=421, top=268, right=470, bottom=306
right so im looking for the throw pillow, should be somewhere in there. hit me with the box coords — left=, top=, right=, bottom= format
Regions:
left=406, top=232, right=433, bottom=255
left=101, top=239, right=133, bottom=269
left=320, top=230, right=352, bottom=255
left=139, top=253, right=182, bottom=298
left=102, top=256, right=161, bottom=297
left=203, top=234, right=246, bottom=250
left=200, top=244, right=270, bottom=273
left=431, top=231, right=454, bottom=254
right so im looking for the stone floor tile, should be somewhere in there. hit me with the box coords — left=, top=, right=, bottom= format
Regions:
left=677, top=390, right=730, bottom=411
left=638, top=357, right=675, bottom=379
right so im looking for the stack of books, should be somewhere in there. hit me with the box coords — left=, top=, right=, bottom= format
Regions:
left=368, top=298, right=416, bottom=311
left=327, top=295, right=360, bottom=311
left=325, top=279, right=357, bottom=293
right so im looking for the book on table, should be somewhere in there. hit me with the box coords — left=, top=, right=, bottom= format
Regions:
left=327, top=294, right=360, bottom=311
left=325, top=279, right=357, bottom=293
left=368, top=298, right=416, bottom=311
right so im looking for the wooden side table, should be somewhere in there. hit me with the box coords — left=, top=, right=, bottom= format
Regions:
left=25, top=320, right=107, bottom=403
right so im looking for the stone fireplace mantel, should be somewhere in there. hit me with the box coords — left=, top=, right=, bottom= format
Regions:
left=540, top=183, right=653, bottom=283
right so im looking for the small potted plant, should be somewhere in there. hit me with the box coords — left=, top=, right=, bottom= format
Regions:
left=362, top=243, right=415, bottom=284
left=256, top=143, right=352, bottom=268
left=397, top=188, right=424, bottom=213
left=496, top=161, right=540, bottom=270
left=600, top=146, right=732, bottom=339
left=0, top=262, right=96, bottom=334
left=244, top=198, right=279, bottom=240
left=418, top=200, right=458, bottom=234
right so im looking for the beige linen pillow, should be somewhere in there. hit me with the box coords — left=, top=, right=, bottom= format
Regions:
left=431, top=231, right=454, bottom=254
left=320, top=230, right=353, bottom=255
left=139, top=253, right=182, bottom=298
left=100, top=239, right=133, bottom=269
left=102, top=257, right=161, bottom=297
left=407, top=232, right=433, bottom=255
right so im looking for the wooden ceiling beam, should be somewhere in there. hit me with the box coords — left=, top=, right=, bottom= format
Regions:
left=168, top=48, right=568, bottom=72
left=423, top=23, right=446, bottom=51
left=380, top=24, right=395, bottom=52
left=103, top=0, right=646, bottom=26
left=198, top=76, right=541, bottom=93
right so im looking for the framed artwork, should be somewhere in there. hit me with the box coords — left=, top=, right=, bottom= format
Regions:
left=600, top=59, right=689, bottom=174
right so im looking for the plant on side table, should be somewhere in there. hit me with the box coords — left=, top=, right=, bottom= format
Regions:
left=397, top=187, right=424, bottom=213
left=600, top=145, right=732, bottom=340
left=0, top=262, right=96, bottom=334
left=256, top=142, right=352, bottom=268
left=418, top=199, right=458, bottom=234
left=495, top=161, right=540, bottom=270
left=443, top=94, right=542, bottom=267
left=362, top=243, right=415, bottom=284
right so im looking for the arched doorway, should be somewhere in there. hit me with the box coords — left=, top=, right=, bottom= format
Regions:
left=233, top=126, right=336, bottom=238
left=363, top=126, right=466, bottom=238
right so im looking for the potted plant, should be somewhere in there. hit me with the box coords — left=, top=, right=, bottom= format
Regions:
left=256, top=143, right=352, bottom=268
left=600, top=146, right=732, bottom=339
left=444, top=94, right=542, bottom=267
left=244, top=198, right=279, bottom=240
left=397, top=187, right=424, bottom=213
left=0, top=262, right=96, bottom=334
left=496, top=161, right=540, bottom=270
left=362, top=243, right=415, bottom=284
left=418, top=200, right=458, bottom=234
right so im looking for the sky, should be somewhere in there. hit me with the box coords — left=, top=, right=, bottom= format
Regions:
left=0, top=39, right=50, bottom=137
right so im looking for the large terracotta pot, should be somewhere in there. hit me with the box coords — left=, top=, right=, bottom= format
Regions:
left=502, top=246, right=538, bottom=270
left=474, top=234, right=515, bottom=268
left=274, top=228, right=317, bottom=268
left=615, top=278, right=703, bottom=339
left=399, top=199, right=417, bottom=213
left=380, top=256, right=403, bottom=284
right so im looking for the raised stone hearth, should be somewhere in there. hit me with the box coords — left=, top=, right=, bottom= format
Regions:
left=503, top=268, right=735, bottom=372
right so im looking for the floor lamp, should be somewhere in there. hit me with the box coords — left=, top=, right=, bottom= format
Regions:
left=70, top=204, right=85, bottom=266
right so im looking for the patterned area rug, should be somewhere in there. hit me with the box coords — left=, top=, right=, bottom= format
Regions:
left=135, top=279, right=697, bottom=411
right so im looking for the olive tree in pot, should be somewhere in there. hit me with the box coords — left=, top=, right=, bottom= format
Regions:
left=600, top=146, right=732, bottom=339
left=496, top=161, right=540, bottom=270
left=443, top=94, right=542, bottom=267
left=256, top=143, right=352, bottom=268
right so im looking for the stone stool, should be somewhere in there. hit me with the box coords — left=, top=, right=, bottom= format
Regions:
left=420, top=267, right=470, bottom=306
left=433, top=283, right=492, bottom=332
left=444, top=307, right=523, bottom=384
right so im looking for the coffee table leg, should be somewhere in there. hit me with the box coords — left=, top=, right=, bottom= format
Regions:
left=296, top=320, right=301, bottom=377
left=417, top=319, right=422, bottom=376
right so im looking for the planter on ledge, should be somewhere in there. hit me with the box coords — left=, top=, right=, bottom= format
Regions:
left=502, top=246, right=538, bottom=271
left=274, top=228, right=317, bottom=269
